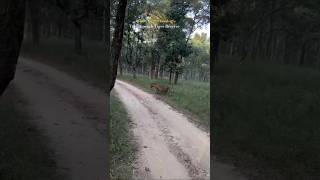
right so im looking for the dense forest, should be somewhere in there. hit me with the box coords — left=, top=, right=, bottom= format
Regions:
left=24, top=0, right=107, bottom=53
left=213, top=0, right=320, bottom=179
left=0, top=0, right=109, bottom=95
left=112, top=0, right=210, bottom=84
left=1, top=0, right=210, bottom=94
left=214, top=0, right=320, bottom=67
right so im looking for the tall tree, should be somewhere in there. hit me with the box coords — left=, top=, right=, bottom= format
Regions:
left=28, top=0, right=41, bottom=45
left=113, top=0, right=210, bottom=83
left=0, top=0, right=26, bottom=96
left=109, top=0, right=128, bottom=91
left=217, top=0, right=320, bottom=67
left=54, top=0, right=94, bottom=54
left=162, top=0, right=193, bottom=84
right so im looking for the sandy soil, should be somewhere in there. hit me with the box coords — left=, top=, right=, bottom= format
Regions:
left=13, top=58, right=108, bottom=180
left=114, top=80, right=211, bottom=180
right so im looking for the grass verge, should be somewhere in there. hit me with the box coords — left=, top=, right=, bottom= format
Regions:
left=118, top=74, right=210, bottom=130
left=213, top=61, right=320, bottom=180
left=110, top=94, right=137, bottom=179
left=0, top=87, right=62, bottom=180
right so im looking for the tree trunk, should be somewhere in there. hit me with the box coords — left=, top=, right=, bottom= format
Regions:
left=157, top=63, right=161, bottom=79
left=103, top=4, right=107, bottom=42
left=58, top=14, right=63, bottom=37
left=132, top=66, right=136, bottom=79
left=229, top=40, right=234, bottom=55
left=252, top=27, right=262, bottom=60
left=73, top=20, right=82, bottom=54
left=316, top=42, right=320, bottom=68
left=212, top=29, right=219, bottom=73
left=174, top=72, right=179, bottom=85
left=190, top=70, right=193, bottom=80
left=101, top=1, right=111, bottom=178
left=169, top=71, right=173, bottom=84
left=266, top=1, right=275, bottom=61
left=29, top=0, right=40, bottom=45
left=119, top=55, right=123, bottom=76
left=299, top=41, right=307, bottom=66
left=212, top=0, right=223, bottom=71
left=109, top=0, right=128, bottom=91
left=153, top=65, right=158, bottom=79
left=149, top=66, right=153, bottom=79
left=0, top=0, right=26, bottom=95
left=160, top=68, right=164, bottom=79
left=142, top=63, right=144, bottom=75
left=46, top=23, right=51, bottom=38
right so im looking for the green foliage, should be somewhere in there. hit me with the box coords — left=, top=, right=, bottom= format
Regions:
left=192, top=33, right=209, bottom=50
left=184, top=33, right=210, bottom=81
left=122, top=0, right=210, bottom=83
left=123, top=0, right=147, bottom=70
left=110, top=95, right=137, bottom=179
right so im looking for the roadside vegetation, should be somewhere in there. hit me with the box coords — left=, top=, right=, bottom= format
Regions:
left=119, top=74, right=210, bottom=129
left=213, top=61, right=320, bottom=179
left=0, top=88, right=62, bottom=180
left=110, top=95, right=137, bottom=179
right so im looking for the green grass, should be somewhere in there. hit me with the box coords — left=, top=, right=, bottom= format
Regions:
left=21, top=38, right=136, bottom=179
left=0, top=88, right=63, bottom=180
left=213, top=61, right=320, bottom=179
left=119, top=74, right=210, bottom=129
left=110, top=95, right=137, bottom=179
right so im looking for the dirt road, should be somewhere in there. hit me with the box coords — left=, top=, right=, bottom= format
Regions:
left=12, top=58, right=246, bottom=180
left=13, top=58, right=108, bottom=180
left=114, top=80, right=211, bottom=179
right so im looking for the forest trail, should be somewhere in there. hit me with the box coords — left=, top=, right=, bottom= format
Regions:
left=114, top=80, right=210, bottom=180
left=13, top=58, right=108, bottom=180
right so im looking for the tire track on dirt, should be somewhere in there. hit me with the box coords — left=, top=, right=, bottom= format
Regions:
left=13, top=58, right=108, bottom=180
left=114, top=80, right=210, bottom=180
left=116, top=82, right=206, bottom=179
